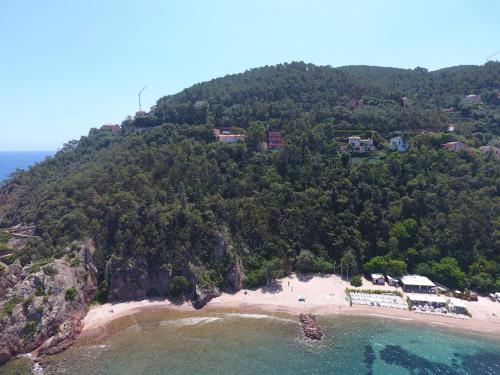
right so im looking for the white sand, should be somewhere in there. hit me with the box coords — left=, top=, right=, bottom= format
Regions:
left=82, top=274, right=500, bottom=336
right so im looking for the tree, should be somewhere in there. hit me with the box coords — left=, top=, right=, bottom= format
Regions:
left=341, top=250, right=357, bottom=280
left=350, top=275, right=363, bottom=287
left=169, top=276, right=190, bottom=297
left=295, top=250, right=316, bottom=273
left=431, top=257, right=466, bottom=290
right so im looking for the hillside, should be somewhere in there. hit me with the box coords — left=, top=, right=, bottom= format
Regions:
left=0, top=62, right=499, bottom=362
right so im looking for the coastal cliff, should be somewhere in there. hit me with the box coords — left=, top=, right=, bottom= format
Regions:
left=0, top=240, right=97, bottom=363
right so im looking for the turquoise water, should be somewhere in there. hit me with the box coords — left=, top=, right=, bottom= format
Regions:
left=19, top=310, right=499, bottom=375
left=0, top=151, right=54, bottom=181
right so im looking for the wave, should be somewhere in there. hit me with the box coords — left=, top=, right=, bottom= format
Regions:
left=223, top=313, right=296, bottom=323
left=159, top=317, right=221, bottom=326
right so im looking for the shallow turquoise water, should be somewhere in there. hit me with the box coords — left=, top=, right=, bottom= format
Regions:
left=28, top=310, right=500, bottom=375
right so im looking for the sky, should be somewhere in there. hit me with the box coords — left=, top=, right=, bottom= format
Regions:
left=0, top=0, right=499, bottom=151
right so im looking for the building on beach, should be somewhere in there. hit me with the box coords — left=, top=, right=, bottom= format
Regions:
left=386, top=275, right=399, bottom=287
left=347, top=136, right=375, bottom=153
left=371, top=274, right=385, bottom=285
left=400, top=275, right=436, bottom=293
left=389, top=136, right=407, bottom=152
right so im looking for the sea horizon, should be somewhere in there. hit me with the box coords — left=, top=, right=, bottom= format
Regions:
left=0, top=151, right=55, bottom=181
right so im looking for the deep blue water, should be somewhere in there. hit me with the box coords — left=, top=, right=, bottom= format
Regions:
left=0, top=151, right=55, bottom=181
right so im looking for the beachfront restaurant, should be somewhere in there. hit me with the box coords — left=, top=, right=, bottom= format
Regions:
left=400, top=275, right=435, bottom=293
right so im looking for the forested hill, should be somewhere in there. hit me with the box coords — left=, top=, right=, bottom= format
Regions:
left=1, top=61, right=499, bottom=310
left=130, top=61, right=499, bottom=135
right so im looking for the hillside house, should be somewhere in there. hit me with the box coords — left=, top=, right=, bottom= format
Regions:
left=479, top=146, right=500, bottom=159
left=442, top=141, right=469, bottom=152
left=389, top=136, right=407, bottom=152
left=401, top=97, right=410, bottom=107
left=213, top=129, right=246, bottom=143
left=348, top=136, right=375, bottom=153
left=348, top=99, right=364, bottom=109
left=267, top=131, right=284, bottom=149
left=464, top=94, right=481, bottom=104
left=101, top=124, right=121, bottom=134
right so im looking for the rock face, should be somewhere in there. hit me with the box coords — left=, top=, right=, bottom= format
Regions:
left=299, top=313, right=323, bottom=340
left=214, top=228, right=245, bottom=291
left=0, top=241, right=97, bottom=364
left=105, top=257, right=172, bottom=301
left=192, top=285, right=221, bottom=309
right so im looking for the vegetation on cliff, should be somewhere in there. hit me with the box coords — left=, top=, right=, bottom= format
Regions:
left=0, top=61, right=499, bottom=300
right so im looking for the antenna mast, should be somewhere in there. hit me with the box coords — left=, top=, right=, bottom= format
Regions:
left=486, top=49, right=500, bottom=62
left=138, top=85, right=147, bottom=111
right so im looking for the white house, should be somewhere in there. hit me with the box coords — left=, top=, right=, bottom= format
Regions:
left=464, top=94, right=481, bottom=104
left=389, top=136, right=407, bottom=152
left=348, top=136, right=375, bottom=153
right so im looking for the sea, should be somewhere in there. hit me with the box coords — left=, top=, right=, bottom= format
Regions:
left=0, top=151, right=55, bottom=182
left=1, top=309, right=499, bottom=375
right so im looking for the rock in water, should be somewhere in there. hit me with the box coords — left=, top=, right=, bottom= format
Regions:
left=299, top=313, right=323, bottom=340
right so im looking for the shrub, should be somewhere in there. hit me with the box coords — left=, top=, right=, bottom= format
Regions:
left=96, top=280, right=109, bottom=304
left=169, top=276, right=190, bottom=297
left=243, top=268, right=267, bottom=289
left=350, top=275, right=363, bottom=287
left=24, top=320, right=37, bottom=340
left=65, top=288, right=77, bottom=302
left=43, top=265, right=58, bottom=276
left=2, top=296, right=21, bottom=315
left=295, top=250, right=316, bottom=273
left=70, top=257, right=80, bottom=268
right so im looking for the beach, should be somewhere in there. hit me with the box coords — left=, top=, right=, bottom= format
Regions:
left=82, top=274, right=500, bottom=338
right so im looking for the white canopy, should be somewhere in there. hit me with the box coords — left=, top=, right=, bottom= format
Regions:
left=407, top=294, right=446, bottom=304
left=401, top=275, right=435, bottom=287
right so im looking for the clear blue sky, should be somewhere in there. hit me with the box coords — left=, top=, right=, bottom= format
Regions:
left=0, top=0, right=498, bottom=150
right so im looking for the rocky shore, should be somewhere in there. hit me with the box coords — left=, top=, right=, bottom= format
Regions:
left=299, top=313, right=323, bottom=340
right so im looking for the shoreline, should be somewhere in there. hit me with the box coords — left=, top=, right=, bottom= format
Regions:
left=81, top=274, right=500, bottom=340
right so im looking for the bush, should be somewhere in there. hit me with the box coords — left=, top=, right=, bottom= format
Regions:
left=70, top=257, right=80, bottom=268
left=243, top=268, right=267, bottom=289
left=23, top=320, right=37, bottom=340
left=43, top=265, right=58, bottom=276
left=295, top=250, right=316, bottom=273
left=350, top=275, right=363, bottom=287
left=65, top=288, right=77, bottom=302
left=96, top=280, right=109, bottom=304
left=169, top=276, right=190, bottom=297
left=2, top=296, right=21, bottom=315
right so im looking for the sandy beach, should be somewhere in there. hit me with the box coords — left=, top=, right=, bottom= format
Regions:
left=82, top=274, right=500, bottom=337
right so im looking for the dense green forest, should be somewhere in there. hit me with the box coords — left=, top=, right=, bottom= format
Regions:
left=1, top=62, right=499, bottom=297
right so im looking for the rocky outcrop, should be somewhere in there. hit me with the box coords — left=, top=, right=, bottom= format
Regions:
left=0, top=241, right=97, bottom=364
left=192, top=285, right=221, bottom=309
left=214, top=228, right=245, bottom=291
left=0, top=260, right=22, bottom=299
left=299, top=313, right=323, bottom=340
left=105, top=256, right=172, bottom=301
